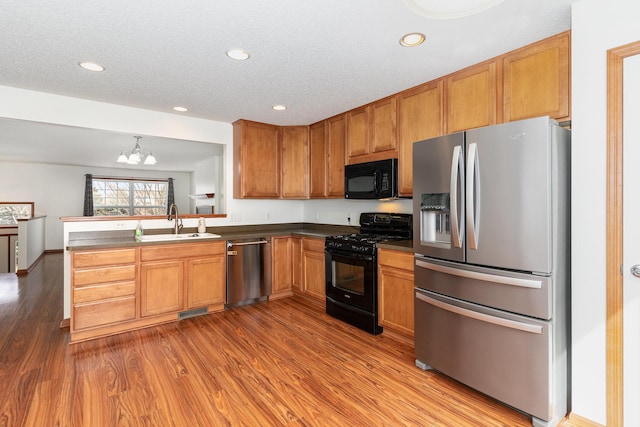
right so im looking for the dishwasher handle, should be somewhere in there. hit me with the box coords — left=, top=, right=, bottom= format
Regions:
left=227, top=239, right=269, bottom=247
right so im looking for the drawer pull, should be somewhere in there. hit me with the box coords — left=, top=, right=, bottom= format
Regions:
left=416, top=292, right=543, bottom=334
left=416, top=259, right=542, bottom=289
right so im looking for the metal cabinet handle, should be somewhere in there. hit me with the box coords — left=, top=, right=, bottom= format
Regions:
left=227, top=240, right=268, bottom=247
left=631, top=264, right=640, bottom=277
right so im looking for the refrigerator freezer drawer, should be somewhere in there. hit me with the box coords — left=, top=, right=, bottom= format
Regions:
left=414, top=289, right=552, bottom=421
left=415, top=257, right=552, bottom=320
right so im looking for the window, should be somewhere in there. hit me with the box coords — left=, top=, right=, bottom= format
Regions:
left=92, top=178, right=168, bottom=216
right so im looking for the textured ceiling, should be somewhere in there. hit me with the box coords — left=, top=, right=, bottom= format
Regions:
left=0, top=0, right=577, bottom=170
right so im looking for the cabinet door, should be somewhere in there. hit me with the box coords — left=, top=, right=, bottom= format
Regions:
left=291, top=237, right=302, bottom=291
left=378, top=249, right=415, bottom=337
left=187, top=256, right=226, bottom=309
left=370, top=95, right=398, bottom=154
left=503, top=31, right=570, bottom=122
left=140, top=260, right=184, bottom=317
left=346, top=105, right=371, bottom=161
left=302, top=238, right=326, bottom=302
left=445, top=60, right=498, bottom=133
left=327, top=114, right=346, bottom=197
left=271, top=236, right=293, bottom=299
left=233, top=120, right=280, bottom=198
left=397, top=80, right=444, bottom=196
left=378, top=249, right=414, bottom=337
left=281, top=126, right=309, bottom=199
left=309, top=121, right=327, bottom=198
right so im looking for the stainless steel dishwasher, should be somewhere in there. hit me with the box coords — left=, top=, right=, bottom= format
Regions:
left=226, top=238, right=272, bottom=308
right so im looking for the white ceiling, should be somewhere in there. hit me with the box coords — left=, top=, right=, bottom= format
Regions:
left=0, top=0, right=577, bottom=170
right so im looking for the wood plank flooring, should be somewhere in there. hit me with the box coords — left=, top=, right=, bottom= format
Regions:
left=0, top=252, right=535, bottom=426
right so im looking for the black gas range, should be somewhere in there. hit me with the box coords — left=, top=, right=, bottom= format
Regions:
left=325, top=212, right=412, bottom=334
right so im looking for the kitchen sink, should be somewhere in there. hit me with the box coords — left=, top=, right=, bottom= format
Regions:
left=135, top=232, right=221, bottom=242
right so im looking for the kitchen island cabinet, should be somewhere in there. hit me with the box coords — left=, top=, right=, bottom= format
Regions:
left=71, top=248, right=138, bottom=341
left=70, top=241, right=226, bottom=342
left=377, top=248, right=414, bottom=339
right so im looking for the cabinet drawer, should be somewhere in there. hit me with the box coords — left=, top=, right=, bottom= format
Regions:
left=73, top=248, right=137, bottom=268
left=73, top=264, right=136, bottom=287
left=302, top=238, right=325, bottom=252
left=73, top=281, right=135, bottom=304
left=378, top=249, right=413, bottom=271
left=73, top=296, right=136, bottom=330
left=140, top=241, right=225, bottom=261
left=415, top=289, right=551, bottom=420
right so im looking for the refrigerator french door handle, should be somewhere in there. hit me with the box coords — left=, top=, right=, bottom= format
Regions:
left=415, top=259, right=543, bottom=289
left=450, top=145, right=464, bottom=248
left=415, top=291, right=543, bottom=334
left=466, top=142, right=479, bottom=250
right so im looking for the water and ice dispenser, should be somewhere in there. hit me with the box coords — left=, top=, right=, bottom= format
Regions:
left=420, top=193, right=451, bottom=247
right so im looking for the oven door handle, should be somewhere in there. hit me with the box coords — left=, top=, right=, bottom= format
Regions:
left=325, top=249, right=375, bottom=262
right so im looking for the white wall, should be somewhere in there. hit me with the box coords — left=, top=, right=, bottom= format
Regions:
left=571, top=0, right=640, bottom=423
left=303, top=198, right=412, bottom=226
left=0, top=159, right=191, bottom=250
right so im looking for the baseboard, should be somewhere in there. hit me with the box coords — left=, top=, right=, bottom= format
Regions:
left=59, top=318, right=70, bottom=329
left=16, top=250, right=56, bottom=275
left=566, top=412, right=605, bottom=427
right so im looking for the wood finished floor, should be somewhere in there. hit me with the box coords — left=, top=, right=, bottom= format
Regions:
left=0, top=253, right=535, bottom=426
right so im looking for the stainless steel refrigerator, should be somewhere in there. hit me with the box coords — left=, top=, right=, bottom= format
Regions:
left=412, top=116, right=570, bottom=427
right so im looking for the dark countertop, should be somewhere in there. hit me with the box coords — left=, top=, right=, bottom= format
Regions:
left=66, top=224, right=353, bottom=251
left=66, top=224, right=415, bottom=253
left=377, top=240, right=413, bottom=253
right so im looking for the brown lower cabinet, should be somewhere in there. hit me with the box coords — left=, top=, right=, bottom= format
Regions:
left=301, top=237, right=326, bottom=304
left=70, top=241, right=226, bottom=342
left=273, top=236, right=325, bottom=305
left=271, top=236, right=293, bottom=299
left=377, top=248, right=415, bottom=338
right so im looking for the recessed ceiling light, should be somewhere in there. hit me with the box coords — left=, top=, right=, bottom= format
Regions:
left=173, top=106, right=188, bottom=112
left=79, top=61, right=105, bottom=72
left=272, top=105, right=287, bottom=111
left=226, top=49, right=250, bottom=61
left=400, top=33, right=426, bottom=47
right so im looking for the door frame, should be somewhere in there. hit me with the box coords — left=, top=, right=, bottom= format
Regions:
left=606, top=40, right=640, bottom=427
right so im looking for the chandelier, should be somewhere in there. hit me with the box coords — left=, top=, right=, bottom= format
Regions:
left=116, top=136, right=157, bottom=165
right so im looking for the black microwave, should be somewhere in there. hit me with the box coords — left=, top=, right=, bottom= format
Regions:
left=344, top=158, right=399, bottom=199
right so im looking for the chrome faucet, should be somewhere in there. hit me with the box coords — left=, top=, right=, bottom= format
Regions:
left=167, top=203, right=183, bottom=235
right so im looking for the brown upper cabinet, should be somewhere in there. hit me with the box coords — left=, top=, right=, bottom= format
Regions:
left=233, top=31, right=571, bottom=200
left=233, top=120, right=280, bottom=198
left=309, top=121, right=327, bottom=198
left=397, top=80, right=444, bottom=197
left=346, top=105, right=370, bottom=160
left=445, top=59, right=499, bottom=134
left=326, top=114, right=346, bottom=197
left=280, top=125, right=309, bottom=199
left=309, top=115, right=346, bottom=198
left=233, top=120, right=309, bottom=199
left=347, top=96, right=398, bottom=164
left=502, top=31, right=570, bottom=123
